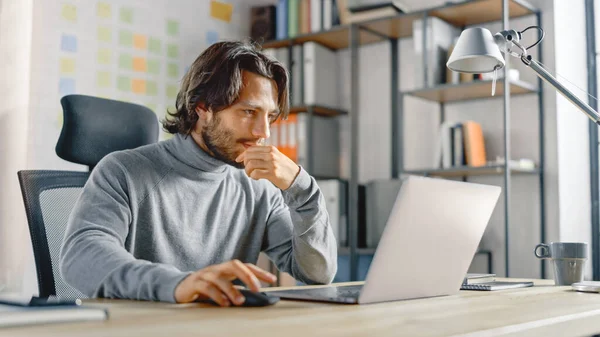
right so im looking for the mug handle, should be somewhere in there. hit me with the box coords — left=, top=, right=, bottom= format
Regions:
left=535, top=244, right=550, bottom=258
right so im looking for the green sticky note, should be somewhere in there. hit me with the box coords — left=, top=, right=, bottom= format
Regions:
left=98, top=26, right=111, bottom=42
left=167, top=20, right=179, bottom=36
left=97, top=49, right=111, bottom=65
left=167, top=63, right=179, bottom=78
left=167, top=44, right=179, bottom=58
left=97, top=2, right=111, bottom=18
left=146, top=81, right=158, bottom=96
left=119, top=54, right=133, bottom=69
left=148, top=37, right=161, bottom=54
left=119, top=30, right=133, bottom=47
left=145, top=103, right=157, bottom=113
left=117, top=76, right=131, bottom=91
left=97, top=71, right=111, bottom=88
left=120, top=7, right=133, bottom=23
left=148, top=59, right=160, bottom=75
left=166, top=85, right=178, bottom=99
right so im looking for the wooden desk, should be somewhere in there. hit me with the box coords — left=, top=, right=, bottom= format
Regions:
left=4, top=279, right=600, bottom=337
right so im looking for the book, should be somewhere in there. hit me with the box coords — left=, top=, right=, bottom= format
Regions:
left=460, top=281, right=534, bottom=291
left=463, top=273, right=496, bottom=285
left=0, top=303, right=108, bottom=328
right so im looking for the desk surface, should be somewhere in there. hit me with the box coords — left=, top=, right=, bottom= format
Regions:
left=4, top=279, right=600, bottom=337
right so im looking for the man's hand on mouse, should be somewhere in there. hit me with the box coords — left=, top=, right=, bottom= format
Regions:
left=174, top=260, right=277, bottom=306
left=235, top=145, right=300, bottom=191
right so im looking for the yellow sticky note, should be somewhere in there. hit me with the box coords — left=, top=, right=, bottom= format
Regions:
left=97, top=2, right=111, bottom=18
left=62, top=4, right=77, bottom=22
left=132, top=79, right=146, bottom=94
left=210, top=0, right=233, bottom=23
left=134, top=34, right=147, bottom=50
left=133, top=57, right=147, bottom=72
left=60, top=58, right=75, bottom=74
left=97, top=71, right=111, bottom=88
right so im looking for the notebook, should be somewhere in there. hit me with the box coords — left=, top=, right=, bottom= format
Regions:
left=463, top=273, right=496, bottom=285
left=0, top=295, right=108, bottom=328
left=460, top=281, right=534, bottom=291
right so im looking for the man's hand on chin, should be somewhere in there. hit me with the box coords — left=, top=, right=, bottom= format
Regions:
left=235, top=145, right=301, bottom=190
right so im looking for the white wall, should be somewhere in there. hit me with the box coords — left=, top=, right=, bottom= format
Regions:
left=1, top=0, right=254, bottom=295
left=0, top=0, right=33, bottom=293
left=338, top=0, right=593, bottom=279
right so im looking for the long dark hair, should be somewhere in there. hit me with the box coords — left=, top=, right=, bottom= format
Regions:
left=162, top=41, right=289, bottom=135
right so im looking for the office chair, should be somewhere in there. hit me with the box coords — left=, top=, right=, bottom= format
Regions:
left=18, top=94, right=159, bottom=298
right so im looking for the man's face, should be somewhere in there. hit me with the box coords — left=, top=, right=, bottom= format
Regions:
left=196, top=71, right=280, bottom=168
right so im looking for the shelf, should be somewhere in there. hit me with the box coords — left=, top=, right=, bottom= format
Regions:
left=429, top=0, right=535, bottom=27
left=404, top=164, right=539, bottom=178
left=403, top=79, right=538, bottom=103
left=289, top=105, right=347, bottom=117
left=262, top=25, right=384, bottom=50
left=261, top=0, right=536, bottom=50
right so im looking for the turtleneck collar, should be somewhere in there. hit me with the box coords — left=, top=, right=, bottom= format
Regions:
left=165, top=133, right=229, bottom=173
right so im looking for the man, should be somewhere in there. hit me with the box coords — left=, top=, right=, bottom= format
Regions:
left=59, top=41, right=337, bottom=306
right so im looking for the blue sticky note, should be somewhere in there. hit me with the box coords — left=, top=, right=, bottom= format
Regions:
left=60, top=34, right=78, bottom=53
left=206, top=30, right=219, bottom=45
left=59, top=78, right=76, bottom=96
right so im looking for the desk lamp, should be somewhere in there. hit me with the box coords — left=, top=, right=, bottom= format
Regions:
left=446, top=27, right=600, bottom=124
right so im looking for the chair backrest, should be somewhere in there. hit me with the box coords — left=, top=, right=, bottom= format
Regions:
left=18, top=95, right=159, bottom=298
left=18, top=171, right=90, bottom=299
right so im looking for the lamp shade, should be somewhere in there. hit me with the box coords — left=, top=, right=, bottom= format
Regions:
left=447, top=28, right=505, bottom=73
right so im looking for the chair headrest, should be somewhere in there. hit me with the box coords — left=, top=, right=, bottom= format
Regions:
left=56, top=95, right=159, bottom=168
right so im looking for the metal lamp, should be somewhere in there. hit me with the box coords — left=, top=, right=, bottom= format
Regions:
left=447, top=27, right=600, bottom=125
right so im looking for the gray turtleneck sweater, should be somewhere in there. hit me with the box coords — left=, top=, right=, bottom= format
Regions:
left=59, top=133, right=337, bottom=302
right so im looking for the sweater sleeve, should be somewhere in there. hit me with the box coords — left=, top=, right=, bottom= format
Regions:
left=261, top=167, right=338, bottom=284
left=59, top=154, right=190, bottom=302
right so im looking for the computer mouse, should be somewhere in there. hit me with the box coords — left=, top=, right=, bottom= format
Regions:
left=198, top=289, right=279, bottom=307
left=236, top=289, right=279, bottom=307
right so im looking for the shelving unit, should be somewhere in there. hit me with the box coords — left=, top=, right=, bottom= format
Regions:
left=261, top=0, right=545, bottom=281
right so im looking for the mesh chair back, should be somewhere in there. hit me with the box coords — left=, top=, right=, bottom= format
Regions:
left=18, top=170, right=89, bottom=299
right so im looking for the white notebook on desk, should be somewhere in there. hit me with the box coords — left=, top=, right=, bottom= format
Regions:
left=0, top=303, right=108, bottom=328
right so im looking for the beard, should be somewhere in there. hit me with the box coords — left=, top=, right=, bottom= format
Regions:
left=201, top=115, right=246, bottom=169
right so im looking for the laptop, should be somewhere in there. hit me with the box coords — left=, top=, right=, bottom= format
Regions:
left=266, top=175, right=501, bottom=304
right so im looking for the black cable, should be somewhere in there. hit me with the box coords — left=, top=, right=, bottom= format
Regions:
left=520, top=26, right=545, bottom=50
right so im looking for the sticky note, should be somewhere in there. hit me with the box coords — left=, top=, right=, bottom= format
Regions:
left=62, top=4, right=77, bottom=23
left=132, top=79, right=146, bottom=94
left=119, top=30, right=133, bottom=47
left=97, top=71, right=111, bottom=88
left=167, top=44, right=179, bottom=58
left=120, top=7, right=133, bottom=23
left=133, top=57, right=147, bottom=72
left=148, top=59, right=160, bottom=74
left=167, top=19, right=179, bottom=36
left=166, top=85, right=178, bottom=99
left=98, top=26, right=112, bottom=42
left=117, top=76, right=131, bottom=91
left=206, top=30, right=219, bottom=45
left=167, top=63, right=178, bottom=78
left=210, top=0, right=233, bottom=22
left=149, top=37, right=161, bottom=54
left=145, top=103, right=157, bottom=113
left=57, top=110, right=64, bottom=129
left=146, top=81, right=158, bottom=96
left=60, top=58, right=75, bottom=74
left=97, top=2, right=111, bottom=18
left=60, top=34, right=77, bottom=53
left=134, top=34, right=147, bottom=50
left=119, top=54, right=133, bottom=69
left=59, top=78, right=76, bottom=96
left=97, top=49, right=111, bottom=65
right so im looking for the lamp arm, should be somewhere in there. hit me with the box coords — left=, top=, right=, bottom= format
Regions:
left=521, top=54, right=600, bottom=125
